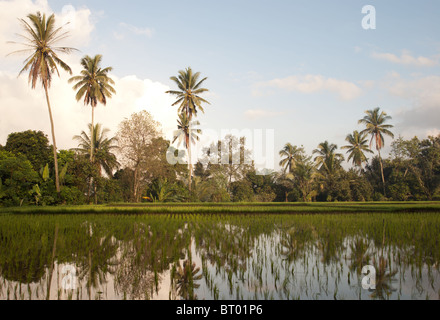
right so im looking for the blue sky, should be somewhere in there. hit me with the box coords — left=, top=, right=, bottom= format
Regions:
left=1, top=0, right=439, bottom=170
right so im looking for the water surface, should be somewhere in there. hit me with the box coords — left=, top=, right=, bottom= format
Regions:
left=0, top=213, right=439, bottom=300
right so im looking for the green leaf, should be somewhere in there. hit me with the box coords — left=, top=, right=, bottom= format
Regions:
left=41, top=163, right=50, bottom=182
left=60, top=163, right=68, bottom=183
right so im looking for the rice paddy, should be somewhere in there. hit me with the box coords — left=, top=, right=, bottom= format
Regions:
left=0, top=207, right=439, bottom=300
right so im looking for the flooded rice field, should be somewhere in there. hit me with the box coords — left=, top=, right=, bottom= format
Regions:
left=0, top=213, right=439, bottom=300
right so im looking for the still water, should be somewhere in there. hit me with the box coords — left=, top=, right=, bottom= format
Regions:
left=0, top=213, right=439, bottom=300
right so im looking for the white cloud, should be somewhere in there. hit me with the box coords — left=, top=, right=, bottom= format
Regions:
left=244, top=109, right=286, bottom=120
left=0, top=0, right=94, bottom=63
left=0, top=68, right=179, bottom=150
left=119, top=22, right=154, bottom=38
left=253, top=74, right=362, bottom=101
left=383, top=74, right=440, bottom=137
left=372, top=50, right=438, bottom=67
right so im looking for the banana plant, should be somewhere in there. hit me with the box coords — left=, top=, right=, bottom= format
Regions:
left=29, top=184, right=42, bottom=205
left=40, top=163, right=68, bottom=184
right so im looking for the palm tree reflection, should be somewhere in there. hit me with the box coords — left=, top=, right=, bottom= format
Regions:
left=171, top=260, right=202, bottom=300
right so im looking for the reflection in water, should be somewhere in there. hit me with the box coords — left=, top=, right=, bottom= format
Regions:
left=0, top=213, right=439, bottom=300
left=170, top=259, right=203, bottom=300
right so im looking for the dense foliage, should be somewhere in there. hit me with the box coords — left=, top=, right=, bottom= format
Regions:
left=1, top=122, right=439, bottom=206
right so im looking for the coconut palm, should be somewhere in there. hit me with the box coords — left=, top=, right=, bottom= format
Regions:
left=73, top=123, right=119, bottom=177
left=279, top=143, right=303, bottom=174
left=173, top=113, right=202, bottom=191
left=69, top=55, right=116, bottom=162
left=171, top=260, right=203, bottom=300
left=342, top=131, right=374, bottom=169
left=9, top=12, right=76, bottom=193
left=73, top=123, right=119, bottom=203
left=313, top=141, right=344, bottom=175
left=293, top=155, right=316, bottom=202
left=359, top=108, right=394, bottom=195
left=166, top=67, right=210, bottom=192
left=166, top=67, right=210, bottom=120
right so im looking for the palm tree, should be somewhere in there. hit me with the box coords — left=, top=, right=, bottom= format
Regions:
left=166, top=67, right=210, bottom=192
left=173, top=113, right=202, bottom=191
left=171, top=260, right=202, bottom=300
left=342, top=131, right=374, bottom=169
left=73, top=123, right=119, bottom=177
left=9, top=12, right=76, bottom=193
left=294, top=158, right=316, bottom=202
left=279, top=143, right=303, bottom=174
left=69, top=54, right=116, bottom=162
left=313, top=141, right=344, bottom=175
left=166, top=67, right=210, bottom=119
left=73, top=123, right=119, bottom=203
left=359, top=108, right=394, bottom=195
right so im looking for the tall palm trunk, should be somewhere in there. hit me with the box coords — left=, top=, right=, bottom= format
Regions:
left=377, top=149, right=386, bottom=196
left=90, top=106, right=96, bottom=204
left=91, top=106, right=95, bottom=161
left=188, top=137, right=192, bottom=193
left=44, top=86, right=60, bottom=193
left=186, top=102, right=193, bottom=193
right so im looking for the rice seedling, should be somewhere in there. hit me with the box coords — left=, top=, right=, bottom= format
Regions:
left=0, top=211, right=439, bottom=300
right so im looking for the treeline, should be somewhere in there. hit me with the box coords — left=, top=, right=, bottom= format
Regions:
left=1, top=118, right=439, bottom=206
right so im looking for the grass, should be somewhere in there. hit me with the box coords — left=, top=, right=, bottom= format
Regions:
left=1, top=201, right=440, bottom=215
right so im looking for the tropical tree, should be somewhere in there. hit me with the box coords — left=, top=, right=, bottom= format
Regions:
left=279, top=143, right=303, bottom=174
left=342, top=131, right=374, bottom=169
left=166, top=67, right=210, bottom=119
left=359, top=108, right=394, bottom=195
left=73, top=123, right=119, bottom=203
left=69, top=54, right=116, bottom=161
left=9, top=12, right=76, bottom=193
left=166, top=67, right=210, bottom=192
left=173, top=113, right=201, bottom=191
left=116, top=111, right=162, bottom=202
left=5, top=130, right=52, bottom=172
left=292, top=154, right=316, bottom=202
left=73, top=123, right=119, bottom=177
left=312, top=141, right=344, bottom=175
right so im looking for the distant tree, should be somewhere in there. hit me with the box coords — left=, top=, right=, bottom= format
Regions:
left=202, top=135, right=254, bottom=192
left=359, top=107, right=394, bottom=196
left=279, top=143, right=304, bottom=174
left=390, top=135, right=440, bottom=200
left=313, top=141, right=344, bottom=175
left=116, top=111, right=162, bottom=202
left=166, top=67, right=210, bottom=119
left=69, top=55, right=116, bottom=162
left=166, top=67, right=210, bottom=192
left=73, top=123, right=119, bottom=177
left=173, top=113, right=201, bottom=191
left=73, top=123, right=119, bottom=204
left=342, top=131, right=373, bottom=169
left=9, top=12, right=76, bottom=193
left=292, top=154, right=316, bottom=202
left=5, top=130, right=52, bottom=171
left=0, top=150, right=39, bottom=206
left=231, top=179, right=254, bottom=202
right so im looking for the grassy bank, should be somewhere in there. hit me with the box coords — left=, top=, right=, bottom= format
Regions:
left=1, top=201, right=440, bottom=215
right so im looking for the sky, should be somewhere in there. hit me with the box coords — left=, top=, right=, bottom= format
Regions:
left=0, top=0, right=439, bottom=171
